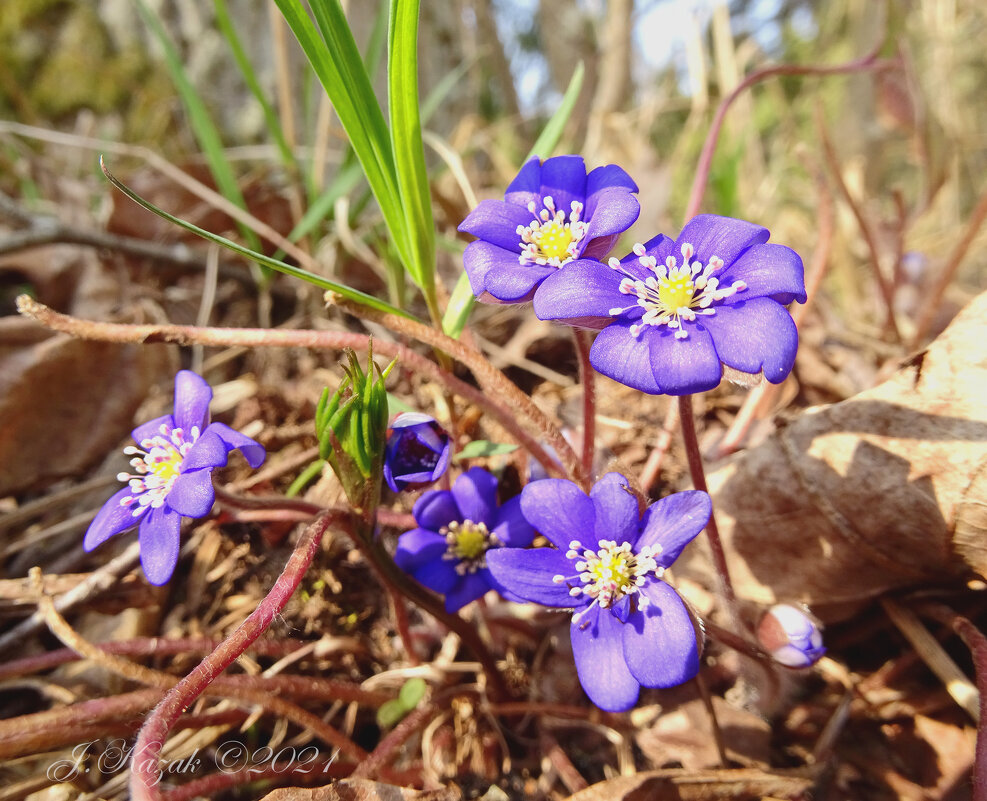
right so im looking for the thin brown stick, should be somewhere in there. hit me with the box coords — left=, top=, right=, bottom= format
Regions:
left=638, top=400, right=679, bottom=493
left=15, top=296, right=563, bottom=478
left=910, top=187, right=987, bottom=349
left=816, top=106, right=901, bottom=342
left=573, top=328, right=596, bottom=478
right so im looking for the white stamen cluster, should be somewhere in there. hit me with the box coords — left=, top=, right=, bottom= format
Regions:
left=553, top=539, right=664, bottom=623
left=516, top=196, right=588, bottom=267
left=607, top=242, right=746, bottom=340
left=116, top=424, right=200, bottom=517
left=441, top=519, right=500, bottom=576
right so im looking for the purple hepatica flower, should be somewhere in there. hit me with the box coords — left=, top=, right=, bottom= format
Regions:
left=756, top=603, right=825, bottom=668
left=533, top=214, right=807, bottom=395
left=458, top=155, right=640, bottom=303
left=84, top=370, right=265, bottom=585
left=394, top=467, right=535, bottom=612
left=383, top=413, right=452, bottom=493
left=486, top=473, right=710, bottom=712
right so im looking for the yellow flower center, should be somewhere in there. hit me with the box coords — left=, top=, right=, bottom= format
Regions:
left=607, top=242, right=746, bottom=340
left=657, top=273, right=696, bottom=311
left=555, top=539, right=665, bottom=621
left=117, top=424, right=201, bottom=516
left=442, top=520, right=500, bottom=575
left=533, top=220, right=575, bottom=260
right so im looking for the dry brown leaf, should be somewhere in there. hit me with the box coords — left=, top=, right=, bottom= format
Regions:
left=258, top=779, right=461, bottom=801
left=562, top=767, right=817, bottom=801
left=635, top=697, right=771, bottom=770
left=0, top=247, right=174, bottom=495
left=679, top=290, right=987, bottom=617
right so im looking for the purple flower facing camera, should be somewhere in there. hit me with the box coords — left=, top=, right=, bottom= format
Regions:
left=394, top=468, right=535, bottom=612
left=486, top=473, right=710, bottom=712
left=383, top=413, right=452, bottom=493
left=84, top=371, right=265, bottom=585
left=533, top=214, right=806, bottom=395
left=458, top=155, right=640, bottom=303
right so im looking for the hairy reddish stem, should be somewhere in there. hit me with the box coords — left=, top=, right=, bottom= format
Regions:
left=129, top=513, right=332, bottom=800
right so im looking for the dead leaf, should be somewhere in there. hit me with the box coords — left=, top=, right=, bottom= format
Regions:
left=561, top=767, right=817, bottom=801
left=679, top=290, right=987, bottom=617
left=258, top=779, right=461, bottom=801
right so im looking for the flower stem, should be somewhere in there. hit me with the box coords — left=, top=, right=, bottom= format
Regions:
left=677, top=394, right=739, bottom=623
left=572, top=328, right=596, bottom=479
left=129, top=513, right=332, bottom=801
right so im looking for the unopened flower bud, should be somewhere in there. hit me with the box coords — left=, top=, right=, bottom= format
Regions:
left=757, top=603, right=825, bottom=668
left=383, top=413, right=451, bottom=492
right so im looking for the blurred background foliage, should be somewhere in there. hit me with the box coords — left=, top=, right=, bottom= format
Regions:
left=1, top=0, right=984, bottom=330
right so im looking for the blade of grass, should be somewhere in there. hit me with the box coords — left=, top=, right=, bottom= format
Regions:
left=275, top=0, right=412, bottom=287
left=441, top=271, right=475, bottom=339
left=134, top=0, right=265, bottom=258
left=525, top=61, right=585, bottom=161
left=101, top=158, right=414, bottom=320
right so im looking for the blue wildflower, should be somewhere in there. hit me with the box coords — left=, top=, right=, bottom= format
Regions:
left=394, top=468, right=535, bottom=612
left=84, top=371, right=265, bottom=585
left=533, top=214, right=807, bottom=394
left=458, top=155, right=640, bottom=303
left=757, top=603, right=826, bottom=668
left=486, top=473, right=710, bottom=712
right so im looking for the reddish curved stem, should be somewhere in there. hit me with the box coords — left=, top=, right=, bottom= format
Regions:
left=129, top=513, right=332, bottom=800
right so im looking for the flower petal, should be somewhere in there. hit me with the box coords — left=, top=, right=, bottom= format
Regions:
left=570, top=606, right=640, bottom=711
left=458, top=199, right=534, bottom=251
left=173, top=370, right=213, bottom=433
left=583, top=187, right=640, bottom=241
left=463, top=240, right=521, bottom=298
left=413, top=490, right=459, bottom=530
left=208, top=422, right=266, bottom=468
left=394, top=528, right=448, bottom=572
left=482, top=260, right=554, bottom=303
left=622, top=580, right=700, bottom=688
left=486, top=547, right=579, bottom=606
left=451, top=468, right=499, bottom=527
left=718, top=244, right=806, bottom=304
left=676, top=214, right=770, bottom=268
left=444, top=570, right=493, bottom=612
left=588, top=321, right=663, bottom=394
left=646, top=324, right=722, bottom=395
left=413, top=559, right=460, bottom=596
left=589, top=472, right=640, bottom=546
left=491, top=496, right=535, bottom=548
left=520, top=479, right=595, bottom=550
left=636, top=490, right=711, bottom=567
left=167, top=470, right=216, bottom=518
left=139, top=506, right=182, bottom=585
left=585, top=163, right=638, bottom=199
left=131, top=414, right=175, bottom=446
left=702, top=298, right=799, bottom=385
left=533, top=259, right=625, bottom=325
left=538, top=155, right=588, bottom=214
left=504, top=156, right=543, bottom=208
left=84, top=488, right=141, bottom=551
left=181, top=428, right=231, bottom=472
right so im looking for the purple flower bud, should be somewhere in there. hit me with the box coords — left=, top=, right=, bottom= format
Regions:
left=383, top=413, right=452, bottom=492
left=757, top=603, right=825, bottom=668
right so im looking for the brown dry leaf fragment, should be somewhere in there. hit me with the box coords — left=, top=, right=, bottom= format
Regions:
left=562, top=767, right=817, bottom=801
left=635, top=698, right=771, bottom=770
left=679, top=290, right=987, bottom=616
left=258, top=779, right=461, bottom=801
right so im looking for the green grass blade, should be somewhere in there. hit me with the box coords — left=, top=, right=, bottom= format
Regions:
left=212, top=0, right=301, bottom=183
left=441, top=271, right=475, bottom=339
left=275, top=0, right=412, bottom=278
left=422, top=58, right=472, bottom=125
left=134, top=0, right=264, bottom=257
left=525, top=61, right=585, bottom=162
left=388, top=0, right=436, bottom=300
left=101, top=158, right=414, bottom=320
